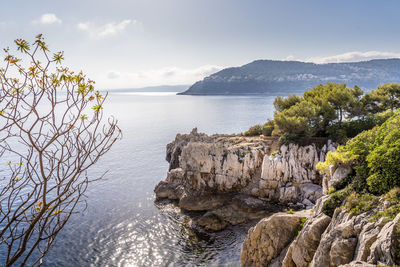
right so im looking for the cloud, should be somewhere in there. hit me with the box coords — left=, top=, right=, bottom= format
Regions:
left=307, top=51, right=400, bottom=64
left=160, top=65, right=224, bottom=79
left=101, top=65, right=224, bottom=88
left=77, top=19, right=138, bottom=39
left=284, top=55, right=295, bottom=61
left=107, top=71, right=120, bottom=79
left=33, top=13, right=62, bottom=25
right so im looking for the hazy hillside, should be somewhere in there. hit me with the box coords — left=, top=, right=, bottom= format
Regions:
left=179, top=59, right=400, bottom=95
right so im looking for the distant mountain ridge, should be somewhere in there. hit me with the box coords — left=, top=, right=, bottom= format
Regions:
left=179, top=59, right=400, bottom=95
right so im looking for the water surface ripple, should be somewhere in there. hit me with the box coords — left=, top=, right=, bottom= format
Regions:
left=5, top=92, right=278, bottom=266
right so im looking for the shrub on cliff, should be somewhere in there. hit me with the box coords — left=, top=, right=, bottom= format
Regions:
left=243, top=124, right=263, bottom=136
left=322, top=187, right=351, bottom=217
left=319, top=110, right=400, bottom=196
left=244, top=121, right=275, bottom=136
left=262, top=121, right=274, bottom=136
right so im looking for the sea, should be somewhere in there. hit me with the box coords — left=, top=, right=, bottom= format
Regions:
left=2, top=90, right=278, bottom=266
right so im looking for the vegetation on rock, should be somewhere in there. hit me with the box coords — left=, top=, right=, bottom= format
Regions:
left=317, top=110, right=400, bottom=219
left=243, top=81, right=400, bottom=221
left=244, top=81, right=400, bottom=144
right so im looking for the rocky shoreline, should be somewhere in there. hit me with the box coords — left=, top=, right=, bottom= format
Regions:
left=154, top=129, right=334, bottom=230
left=154, top=129, right=400, bottom=266
left=241, top=195, right=400, bottom=266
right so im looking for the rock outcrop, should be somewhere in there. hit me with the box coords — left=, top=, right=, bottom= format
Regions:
left=241, top=193, right=400, bottom=267
left=258, top=141, right=335, bottom=204
left=368, top=213, right=400, bottom=265
left=155, top=129, right=334, bottom=205
left=154, top=129, right=334, bottom=231
left=155, top=128, right=400, bottom=266
left=241, top=211, right=311, bottom=267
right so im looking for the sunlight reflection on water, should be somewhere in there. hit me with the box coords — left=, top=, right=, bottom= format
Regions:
left=2, top=92, right=280, bottom=266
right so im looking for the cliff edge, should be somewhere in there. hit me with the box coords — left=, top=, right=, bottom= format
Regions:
left=154, top=128, right=335, bottom=231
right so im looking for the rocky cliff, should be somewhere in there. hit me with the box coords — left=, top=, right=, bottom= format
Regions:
left=154, top=128, right=400, bottom=266
left=154, top=128, right=335, bottom=231
left=240, top=141, right=400, bottom=267
left=242, top=195, right=400, bottom=267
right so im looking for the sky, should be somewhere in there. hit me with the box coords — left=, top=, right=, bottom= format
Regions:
left=1, top=0, right=400, bottom=89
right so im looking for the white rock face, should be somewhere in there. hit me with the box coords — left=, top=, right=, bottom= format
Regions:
left=258, top=143, right=334, bottom=203
left=179, top=141, right=265, bottom=193
left=155, top=129, right=335, bottom=206
left=327, top=165, right=353, bottom=189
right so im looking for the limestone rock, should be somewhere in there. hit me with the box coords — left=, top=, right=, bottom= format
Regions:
left=154, top=168, right=185, bottom=199
left=197, top=212, right=228, bottom=231
left=299, top=183, right=323, bottom=203
left=258, top=142, right=333, bottom=203
left=157, top=130, right=334, bottom=207
left=156, top=129, right=335, bottom=231
left=311, top=209, right=368, bottom=267
left=241, top=212, right=310, bottom=267
left=353, top=221, right=382, bottom=262
left=178, top=193, right=228, bottom=211
left=368, top=213, right=400, bottom=266
left=282, top=213, right=331, bottom=267
left=329, top=165, right=352, bottom=189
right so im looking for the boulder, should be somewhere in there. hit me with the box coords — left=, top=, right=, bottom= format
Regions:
left=282, top=213, right=331, bottom=267
left=154, top=168, right=185, bottom=199
left=196, top=212, right=228, bottom=231
left=353, top=221, right=382, bottom=262
left=328, top=165, right=352, bottom=189
left=241, top=212, right=310, bottom=267
left=311, top=209, right=368, bottom=267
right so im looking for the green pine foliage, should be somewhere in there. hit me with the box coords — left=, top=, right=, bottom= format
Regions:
left=272, top=82, right=400, bottom=142
left=318, top=111, right=400, bottom=196
left=243, top=124, right=263, bottom=136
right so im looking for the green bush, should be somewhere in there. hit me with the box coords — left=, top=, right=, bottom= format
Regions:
left=344, top=192, right=378, bottom=215
left=322, top=187, right=351, bottom=217
left=385, top=187, right=400, bottom=202
left=319, top=111, right=400, bottom=196
left=370, top=188, right=400, bottom=222
left=326, top=117, right=377, bottom=143
left=262, top=124, right=274, bottom=136
left=366, top=112, right=400, bottom=194
left=372, top=204, right=400, bottom=223
left=294, top=217, right=307, bottom=236
left=278, top=132, right=299, bottom=145
left=243, top=125, right=263, bottom=136
left=325, top=111, right=394, bottom=143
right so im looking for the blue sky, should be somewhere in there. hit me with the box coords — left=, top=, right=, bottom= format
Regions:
left=1, top=0, right=400, bottom=88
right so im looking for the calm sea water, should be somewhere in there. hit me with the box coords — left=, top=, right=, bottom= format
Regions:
left=5, top=92, right=277, bottom=266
